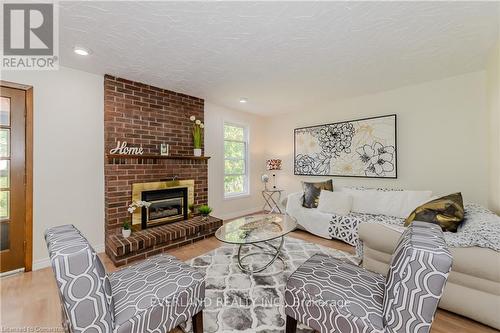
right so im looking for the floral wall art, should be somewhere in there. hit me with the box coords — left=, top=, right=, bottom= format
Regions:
left=294, top=114, right=397, bottom=178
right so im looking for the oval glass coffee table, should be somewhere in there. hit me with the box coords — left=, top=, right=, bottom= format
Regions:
left=215, top=214, right=297, bottom=273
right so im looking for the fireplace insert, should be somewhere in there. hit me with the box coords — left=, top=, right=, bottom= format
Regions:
left=141, top=187, right=188, bottom=228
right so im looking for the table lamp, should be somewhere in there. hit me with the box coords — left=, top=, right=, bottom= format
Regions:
left=266, top=159, right=282, bottom=189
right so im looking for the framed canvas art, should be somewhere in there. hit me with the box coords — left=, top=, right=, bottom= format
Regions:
left=294, top=114, right=397, bottom=178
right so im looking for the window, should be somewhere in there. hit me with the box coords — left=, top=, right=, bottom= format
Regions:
left=224, top=122, right=249, bottom=197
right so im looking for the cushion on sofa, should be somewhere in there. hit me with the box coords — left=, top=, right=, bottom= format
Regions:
left=341, top=187, right=432, bottom=218
left=317, top=190, right=352, bottom=215
left=404, top=192, right=464, bottom=232
left=302, top=179, right=333, bottom=208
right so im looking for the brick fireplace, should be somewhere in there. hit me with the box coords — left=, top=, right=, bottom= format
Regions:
left=104, top=75, right=222, bottom=266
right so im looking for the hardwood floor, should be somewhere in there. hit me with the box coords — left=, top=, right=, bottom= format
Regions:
left=1, top=230, right=497, bottom=333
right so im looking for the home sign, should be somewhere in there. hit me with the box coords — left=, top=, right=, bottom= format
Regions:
left=109, top=141, right=144, bottom=155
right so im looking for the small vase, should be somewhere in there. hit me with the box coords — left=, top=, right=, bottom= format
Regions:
left=122, top=228, right=131, bottom=238
left=193, top=148, right=202, bottom=157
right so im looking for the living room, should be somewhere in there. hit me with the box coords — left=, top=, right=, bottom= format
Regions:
left=1, top=2, right=499, bottom=333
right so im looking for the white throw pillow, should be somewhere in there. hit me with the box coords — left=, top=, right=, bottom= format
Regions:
left=317, top=190, right=353, bottom=215
left=340, top=188, right=432, bottom=218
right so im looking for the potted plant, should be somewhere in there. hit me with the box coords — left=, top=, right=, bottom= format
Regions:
left=188, top=203, right=197, bottom=216
left=122, top=220, right=132, bottom=238
left=198, top=205, right=212, bottom=220
left=123, top=200, right=151, bottom=238
left=189, top=115, right=204, bottom=157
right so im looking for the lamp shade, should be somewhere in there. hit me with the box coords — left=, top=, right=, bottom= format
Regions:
left=266, top=159, right=282, bottom=171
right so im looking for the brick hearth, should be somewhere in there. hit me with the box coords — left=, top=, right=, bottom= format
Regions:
left=104, top=75, right=215, bottom=264
left=106, top=216, right=222, bottom=266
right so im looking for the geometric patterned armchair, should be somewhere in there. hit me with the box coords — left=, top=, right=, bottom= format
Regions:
left=45, top=224, right=205, bottom=333
left=284, top=221, right=452, bottom=333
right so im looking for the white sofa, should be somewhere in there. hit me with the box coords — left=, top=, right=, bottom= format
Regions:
left=286, top=187, right=433, bottom=243
left=286, top=187, right=500, bottom=329
left=285, top=191, right=334, bottom=239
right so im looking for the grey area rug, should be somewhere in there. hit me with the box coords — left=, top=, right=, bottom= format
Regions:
left=182, top=236, right=358, bottom=333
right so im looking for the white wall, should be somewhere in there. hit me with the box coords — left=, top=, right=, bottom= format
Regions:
left=486, top=5, right=500, bottom=214
left=204, top=102, right=266, bottom=219
left=487, top=43, right=500, bottom=214
left=264, top=71, right=490, bottom=207
left=2, top=66, right=104, bottom=269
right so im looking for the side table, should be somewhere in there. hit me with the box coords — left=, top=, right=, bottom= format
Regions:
left=262, top=189, right=284, bottom=214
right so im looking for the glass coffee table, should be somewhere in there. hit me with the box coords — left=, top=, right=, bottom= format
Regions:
left=215, top=214, right=297, bottom=273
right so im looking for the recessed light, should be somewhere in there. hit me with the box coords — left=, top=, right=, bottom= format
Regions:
left=73, top=46, right=91, bottom=56
left=239, top=98, right=248, bottom=103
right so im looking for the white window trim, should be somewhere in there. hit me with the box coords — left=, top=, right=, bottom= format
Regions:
left=223, top=121, right=250, bottom=199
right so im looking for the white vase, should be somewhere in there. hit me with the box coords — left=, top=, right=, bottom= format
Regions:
left=122, top=228, right=131, bottom=238
left=193, top=148, right=202, bottom=157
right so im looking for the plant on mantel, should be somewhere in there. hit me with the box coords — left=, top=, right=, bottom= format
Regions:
left=122, top=200, right=151, bottom=238
left=189, top=115, right=205, bottom=157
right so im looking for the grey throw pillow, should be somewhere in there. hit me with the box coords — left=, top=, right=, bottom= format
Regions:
left=302, top=180, right=333, bottom=208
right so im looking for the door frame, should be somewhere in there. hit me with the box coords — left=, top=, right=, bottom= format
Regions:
left=1, top=80, right=33, bottom=272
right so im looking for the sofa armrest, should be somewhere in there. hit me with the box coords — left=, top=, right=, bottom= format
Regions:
left=358, top=223, right=401, bottom=255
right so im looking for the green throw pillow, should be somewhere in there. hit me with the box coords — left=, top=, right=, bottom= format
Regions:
left=404, top=192, right=464, bottom=232
left=302, top=180, right=333, bottom=208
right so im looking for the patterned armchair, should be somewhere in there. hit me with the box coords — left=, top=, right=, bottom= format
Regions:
left=45, top=225, right=205, bottom=333
left=284, top=221, right=452, bottom=333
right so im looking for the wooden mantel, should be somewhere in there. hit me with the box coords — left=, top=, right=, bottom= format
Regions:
left=106, top=154, right=211, bottom=161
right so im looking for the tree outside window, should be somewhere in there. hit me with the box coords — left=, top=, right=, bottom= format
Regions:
left=224, top=123, right=249, bottom=197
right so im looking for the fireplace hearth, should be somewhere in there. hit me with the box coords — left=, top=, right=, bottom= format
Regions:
left=141, top=187, right=188, bottom=228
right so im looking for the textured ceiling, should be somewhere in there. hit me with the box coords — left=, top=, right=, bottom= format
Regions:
left=59, top=1, right=499, bottom=115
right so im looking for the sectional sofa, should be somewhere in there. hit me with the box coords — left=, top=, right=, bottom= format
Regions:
left=286, top=187, right=500, bottom=329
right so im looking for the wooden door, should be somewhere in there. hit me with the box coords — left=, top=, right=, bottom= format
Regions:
left=0, top=86, right=26, bottom=272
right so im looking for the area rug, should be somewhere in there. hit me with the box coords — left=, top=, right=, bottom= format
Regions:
left=182, top=236, right=359, bottom=333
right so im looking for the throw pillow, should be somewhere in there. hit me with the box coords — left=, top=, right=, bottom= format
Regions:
left=317, top=190, right=352, bottom=215
left=404, top=192, right=465, bottom=232
left=302, top=180, right=333, bottom=208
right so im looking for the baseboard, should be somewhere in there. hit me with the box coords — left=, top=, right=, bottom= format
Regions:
left=217, top=207, right=263, bottom=220
left=32, top=258, right=51, bottom=271
left=32, top=243, right=106, bottom=271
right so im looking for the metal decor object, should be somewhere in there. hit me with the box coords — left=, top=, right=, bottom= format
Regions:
left=237, top=236, right=285, bottom=273
left=215, top=214, right=297, bottom=274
